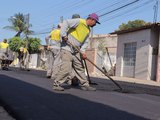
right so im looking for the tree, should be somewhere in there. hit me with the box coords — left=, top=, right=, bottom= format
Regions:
left=24, top=37, right=41, bottom=54
left=116, top=20, right=151, bottom=31
left=3, top=13, right=33, bottom=37
left=8, top=37, right=41, bottom=54
left=8, top=37, right=23, bottom=52
left=5, top=13, right=41, bottom=54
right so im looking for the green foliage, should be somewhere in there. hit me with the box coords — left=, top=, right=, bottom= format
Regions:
left=8, top=37, right=23, bottom=52
left=8, top=37, right=41, bottom=53
left=116, top=20, right=151, bottom=31
left=24, top=37, right=41, bottom=54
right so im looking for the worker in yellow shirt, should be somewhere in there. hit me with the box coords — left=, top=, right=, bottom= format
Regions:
left=0, top=39, right=9, bottom=59
left=45, top=24, right=61, bottom=78
left=53, top=13, right=100, bottom=91
left=18, top=47, right=30, bottom=70
left=0, top=39, right=8, bottom=49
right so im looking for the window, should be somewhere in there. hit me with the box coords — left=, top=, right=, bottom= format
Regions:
left=123, top=42, right=137, bottom=66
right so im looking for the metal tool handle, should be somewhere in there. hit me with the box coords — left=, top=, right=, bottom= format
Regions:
left=67, top=41, right=122, bottom=90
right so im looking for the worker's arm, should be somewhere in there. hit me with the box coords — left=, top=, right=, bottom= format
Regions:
left=80, top=36, right=90, bottom=59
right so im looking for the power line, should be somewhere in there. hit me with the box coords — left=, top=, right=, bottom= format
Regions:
left=101, top=0, right=154, bottom=23
left=33, top=0, right=138, bottom=35
left=95, top=0, right=127, bottom=14
left=33, top=0, right=153, bottom=36
left=33, top=31, right=50, bottom=35
left=99, top=0, right=140, bottom=17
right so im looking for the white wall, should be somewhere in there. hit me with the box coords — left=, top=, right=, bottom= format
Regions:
left=116, top=29, right=151, bottom=80
left=29, top=54, right=38, bottom=68
left=89, top=34, right=117, bottom=75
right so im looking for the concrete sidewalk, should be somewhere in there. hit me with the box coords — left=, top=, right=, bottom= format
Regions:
left=90, top=74, right=160, bottom=96
left=96, top=75, right=160, bottom=87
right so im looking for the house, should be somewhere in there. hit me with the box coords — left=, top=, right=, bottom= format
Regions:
left=111, top=23, right=160, bottom=82
left=86, top=34, right=117, bottom=75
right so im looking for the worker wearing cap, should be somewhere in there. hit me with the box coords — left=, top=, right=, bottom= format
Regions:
left=18, top=46, right=29, bottom=70
left=65, top=13, right=81, bottom=85
left=53, top=13, right=100, bottom=91
left=18, top=47, right=24, bottom=69
left=45, top=24, right=61, bottom=78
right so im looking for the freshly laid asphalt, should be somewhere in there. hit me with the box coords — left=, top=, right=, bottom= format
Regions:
left=0, top=68, right=160, bottom=120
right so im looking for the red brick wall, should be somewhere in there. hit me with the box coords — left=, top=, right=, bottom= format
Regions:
left=85, top=49, right=97, bottom=74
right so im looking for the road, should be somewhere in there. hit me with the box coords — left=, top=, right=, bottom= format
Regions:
left=0, top=69, right=160, bottom=120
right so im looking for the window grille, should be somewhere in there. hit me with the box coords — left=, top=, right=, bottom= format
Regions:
left=123, top=42, right=137, bottom=66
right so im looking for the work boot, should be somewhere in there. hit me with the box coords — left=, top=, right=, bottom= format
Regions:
left=53, top=85, right=64, bottom=91
left=80, top=86, right=96, bottom=91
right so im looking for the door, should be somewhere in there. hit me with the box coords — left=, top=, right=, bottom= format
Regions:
left=123, top=42, right=137, bottom=77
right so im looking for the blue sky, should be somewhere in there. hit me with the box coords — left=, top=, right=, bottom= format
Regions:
left=0, top=0, right=159, bottom=44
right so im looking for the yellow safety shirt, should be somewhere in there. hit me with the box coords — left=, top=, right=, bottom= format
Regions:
left=69, top=19, right=90, bottom=43
left=0, top=42, right=9, bottom=49
left=50, top=29, right=61, bottom=41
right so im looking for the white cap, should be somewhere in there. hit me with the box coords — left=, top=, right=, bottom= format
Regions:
left=19, top=47, right=24, bottom=51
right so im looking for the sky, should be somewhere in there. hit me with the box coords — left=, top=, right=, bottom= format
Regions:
left=0, top=0, right=160, bottom=44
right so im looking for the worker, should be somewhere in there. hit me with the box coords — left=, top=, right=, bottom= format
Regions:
left=18, top=47, right=24, bottom=69
left=0, top=39, right=9, bottom=70
left=0, top=39, right=9, bottom=59
left=18, top=47, right=29, bottom=70
left=45, top=23, right=61, bottom=78
left=53, top=13, right=100, bottom=91
left=65, top=14, right=81, bottom=85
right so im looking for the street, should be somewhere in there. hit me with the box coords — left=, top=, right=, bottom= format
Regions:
left=0, top=69, right=160, bottom=120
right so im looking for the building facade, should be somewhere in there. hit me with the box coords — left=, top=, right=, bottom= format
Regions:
left=111, top=24, right=160, bottom=82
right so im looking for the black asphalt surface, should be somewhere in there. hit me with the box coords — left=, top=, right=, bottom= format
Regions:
left=0, top=68, right=160, bottom=120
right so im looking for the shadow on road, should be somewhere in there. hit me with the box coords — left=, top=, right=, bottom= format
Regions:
left=0, top=74, right=149, bottom=120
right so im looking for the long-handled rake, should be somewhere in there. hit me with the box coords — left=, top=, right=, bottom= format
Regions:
left=67, top=41, right=123, bottom=91
left=83, top=59, right=98, bottom=85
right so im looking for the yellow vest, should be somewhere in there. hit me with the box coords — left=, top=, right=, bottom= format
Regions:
left=23, top=48, right=27, bottom=53
left=50, top=29, right=61, bottom=41
left=0, top=42, right=8, bottom=49
left=69, top=19, right=90, bottom=43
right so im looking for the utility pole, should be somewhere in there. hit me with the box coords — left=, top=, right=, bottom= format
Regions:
left=26, top=13, right=30, bottom=49
left=153, top=0, right=158, bottom=23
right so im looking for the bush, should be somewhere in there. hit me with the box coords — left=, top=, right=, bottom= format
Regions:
left=9, top=37, right=23, bottom=52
